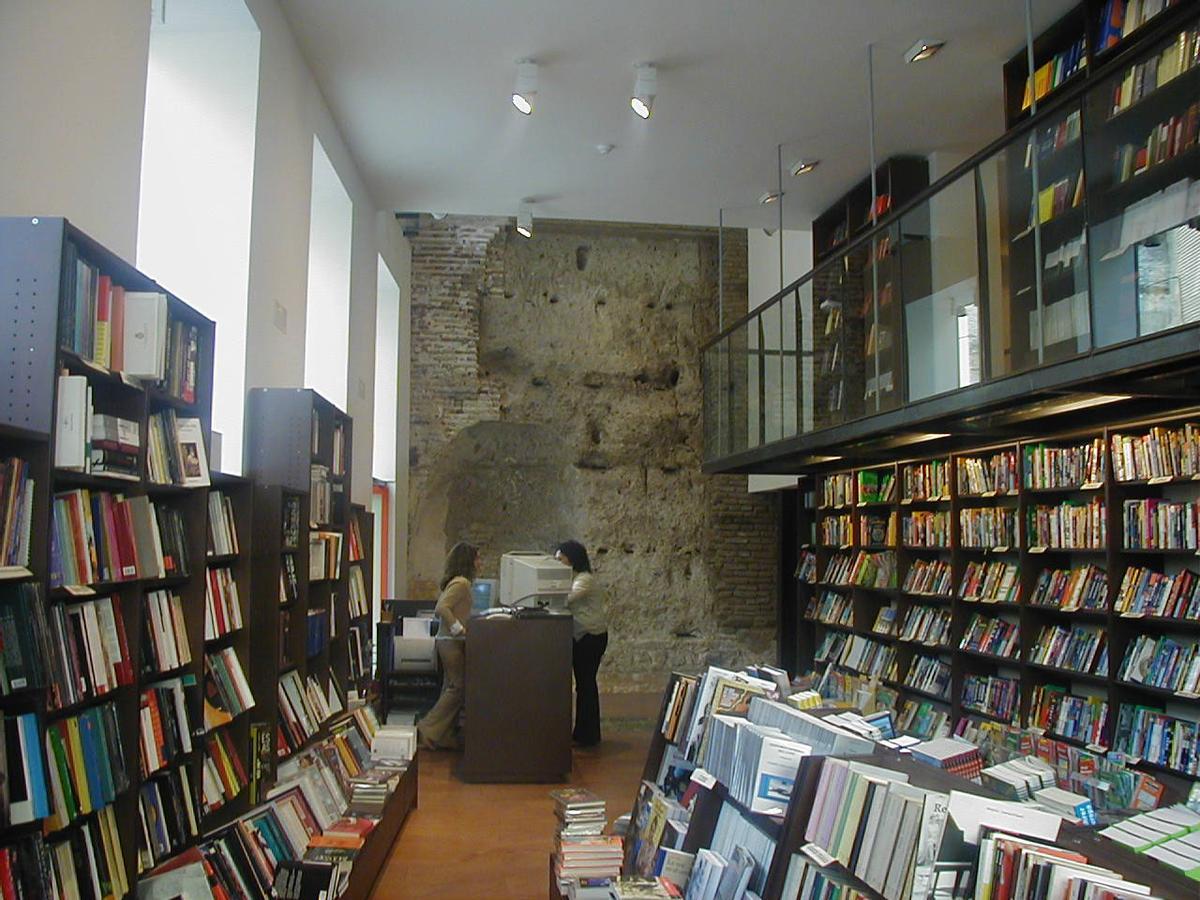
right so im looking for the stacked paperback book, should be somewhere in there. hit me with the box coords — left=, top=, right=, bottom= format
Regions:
left=552, top=787, right=621, bottom=895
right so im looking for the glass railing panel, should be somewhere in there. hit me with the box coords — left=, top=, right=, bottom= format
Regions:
left=859, top=224, right=903, bottom=412
left=702, top=341, right=723, bottom=462
left=794, top=281, right=817, bottom=436
left=726, top=325, right=750, bottom=456
left=812, top=253, right=855, bottom=430
left=977, top=102, right=1089, bottom=376
left=900, top=171, right=983, bottom=402
left=748, top=300, right=784, bottom=448
left=1085, top=14, right=1200, bottom=346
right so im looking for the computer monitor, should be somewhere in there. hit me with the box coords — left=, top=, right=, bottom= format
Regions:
left=499, top=552, right=573, bottom=608
left=471, top=578, right=498, bottom=613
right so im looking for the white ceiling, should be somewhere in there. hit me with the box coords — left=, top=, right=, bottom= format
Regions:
left=277, top=0, right=1077, bottom=228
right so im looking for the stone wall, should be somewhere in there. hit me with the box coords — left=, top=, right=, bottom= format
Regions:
left=406, top=216, right=778, bottom=691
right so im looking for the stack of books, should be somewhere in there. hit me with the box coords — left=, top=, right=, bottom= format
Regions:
left=551, top=788, right=619, bottom=892
left=909, top=737, right=984, bottom=782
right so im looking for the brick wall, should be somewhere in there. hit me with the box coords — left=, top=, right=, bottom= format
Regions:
left=405, top=216, right=778, bottom=690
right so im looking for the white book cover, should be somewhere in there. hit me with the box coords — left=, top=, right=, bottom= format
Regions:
left=123, top=292, right=168, bottom=380
left=54, top=375, right=89, bottom=469
left=174, top=417, right=209, bottom=487
left=751, top=735, right=809, bottom=815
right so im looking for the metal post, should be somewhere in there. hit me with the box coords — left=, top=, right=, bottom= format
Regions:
left=868, top=42, right=881, bottom=412
left=1025, top=0, right=1045, bottom=365
left=718, top=207, right=724, bottom=332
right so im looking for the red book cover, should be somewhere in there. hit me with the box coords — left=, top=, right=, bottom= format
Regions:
left=111, top=594, right=133, bottom=685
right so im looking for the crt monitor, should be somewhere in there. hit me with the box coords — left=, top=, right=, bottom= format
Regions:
left=471, top=578, right=497, bottom=613
left=499, top=552, right=573, bottom=608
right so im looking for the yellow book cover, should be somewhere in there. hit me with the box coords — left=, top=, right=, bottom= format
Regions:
left=64, top=717, right=92, bottom=815
left=1038, top=185, right=1056, bottom=224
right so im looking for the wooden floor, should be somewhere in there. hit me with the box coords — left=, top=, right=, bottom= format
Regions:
left=368, top=693, right=660, bottom=900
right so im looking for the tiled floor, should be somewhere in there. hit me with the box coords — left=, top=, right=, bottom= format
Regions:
left=368, top=693, right=660, bottom=899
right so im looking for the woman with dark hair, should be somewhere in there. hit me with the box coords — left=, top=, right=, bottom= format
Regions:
left=417, top=541, right=479, bottom=750
left=555, top=539, right=608, bottom=747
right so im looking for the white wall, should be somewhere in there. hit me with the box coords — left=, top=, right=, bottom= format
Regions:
left=0, top=0, right=152, bottom=260
left=137, top=18, right=260, bottom=474
left=746, top=228, right=812, bottom=493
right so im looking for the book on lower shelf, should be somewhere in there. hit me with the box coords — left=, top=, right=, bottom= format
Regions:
left=204, top=647, right=255, bottom=730
left=42, top=700, right=129, bottom=831
left=207, top=490, right=240, bottom=556
left=138, top=765, right=200, bottom=870
left=139, top=674, right=198, bottom=776
left=203, top=726, right=249, bottom=815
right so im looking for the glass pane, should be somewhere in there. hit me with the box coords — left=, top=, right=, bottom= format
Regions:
left=901, top=173, right=982, bottom=402
left=759, top=301, right=783, bottom=445
left=1085, top=14, right=1200, bottom=346
left=796, top=280, right=816, bottom=434
left=727, top=326, right=749, bottom=456
left=979, top=103, right=1089, bottom=375
left=702, top=342, right=721, bottom=461
left=812, top=255, right=852, bottom=429
left=859, top=225, right=902, bottom=412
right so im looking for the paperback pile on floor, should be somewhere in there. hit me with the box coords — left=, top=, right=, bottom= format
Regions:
left=552, top=787, right=623, bottom=898
left=136, top=705, right=416, bottom=898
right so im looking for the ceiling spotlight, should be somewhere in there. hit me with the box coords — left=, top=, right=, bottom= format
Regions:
left=595, top=143, right=615, bottom=155
left=790, top=159, right=820, bottom=176
left=904, top=39, right=945, bottom=63
left=630, top=64, right=657, bottom=119
left=516, top=203, right=533, bottom=238
left=758, top=191, right=782, bottom=205
left=512, top=59, right=537, bottom=115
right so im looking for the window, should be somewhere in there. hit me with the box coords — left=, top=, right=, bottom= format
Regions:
left=137, top=0, right=260, bottom=472
left=303, top=137, right=352, bottom=408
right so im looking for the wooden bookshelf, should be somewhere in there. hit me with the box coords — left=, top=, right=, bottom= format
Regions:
left=201, top=472, right=255, bottom=832
left=0, top=216, right=217, bottom=886
left=244, top=388, right=355, bottom=779
left=335, top=503, right=375, bottom=700
left=792, top=409, right=1200, bottom=799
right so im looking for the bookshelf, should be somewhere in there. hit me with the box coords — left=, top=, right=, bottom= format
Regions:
left=335, top=503, right=374, bottom=699
left=811, top=156, right=929, bottom=267
left=201, top=472, right=254, bottom=832
left=792, top=408, right=1200, bottom=800
left=1002, top=2, right=1191, bottom=132
left=244, top=388, right=355, bottom=778
left=0, top=216, right=218, bottom=888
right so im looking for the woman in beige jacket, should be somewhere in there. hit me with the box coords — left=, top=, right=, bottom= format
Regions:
left=416, top=541, right=479, bottom=750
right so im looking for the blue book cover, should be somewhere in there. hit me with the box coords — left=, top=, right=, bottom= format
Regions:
left=19, top=713, right=50, bottom=819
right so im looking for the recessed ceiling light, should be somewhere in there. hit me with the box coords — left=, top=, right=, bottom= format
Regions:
left=904, top=39, right=945, bottom=63
left=516, top=202, right=533, bottom=238
left=758, top=191, right=782, bottom=205
left=631, top=64, right=656, bottom=119
left=790, top=159, right=820, bottom=176
left=512, top=59, right=537, bottom=115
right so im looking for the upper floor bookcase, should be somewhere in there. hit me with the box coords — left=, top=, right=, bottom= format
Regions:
left=1003, top=0, right=1190, bottom=130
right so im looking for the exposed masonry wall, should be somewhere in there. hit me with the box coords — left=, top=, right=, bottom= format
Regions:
left=405, top=216, right=778, bottom=691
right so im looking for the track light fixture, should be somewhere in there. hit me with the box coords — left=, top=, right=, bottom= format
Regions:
left=630, top=64, right=657, bottom=119
left=904, top=39, right=945, bottom=63
left=758, top=191, right=782, bottom=205
left=516, top=203, right=533, bottom=238
left=512, top=59, right=538, bottom=115
left=790, top=159, right=820, bottom=176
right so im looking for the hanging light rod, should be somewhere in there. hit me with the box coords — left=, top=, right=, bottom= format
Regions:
left=904, top=39, right=945, bottom=63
